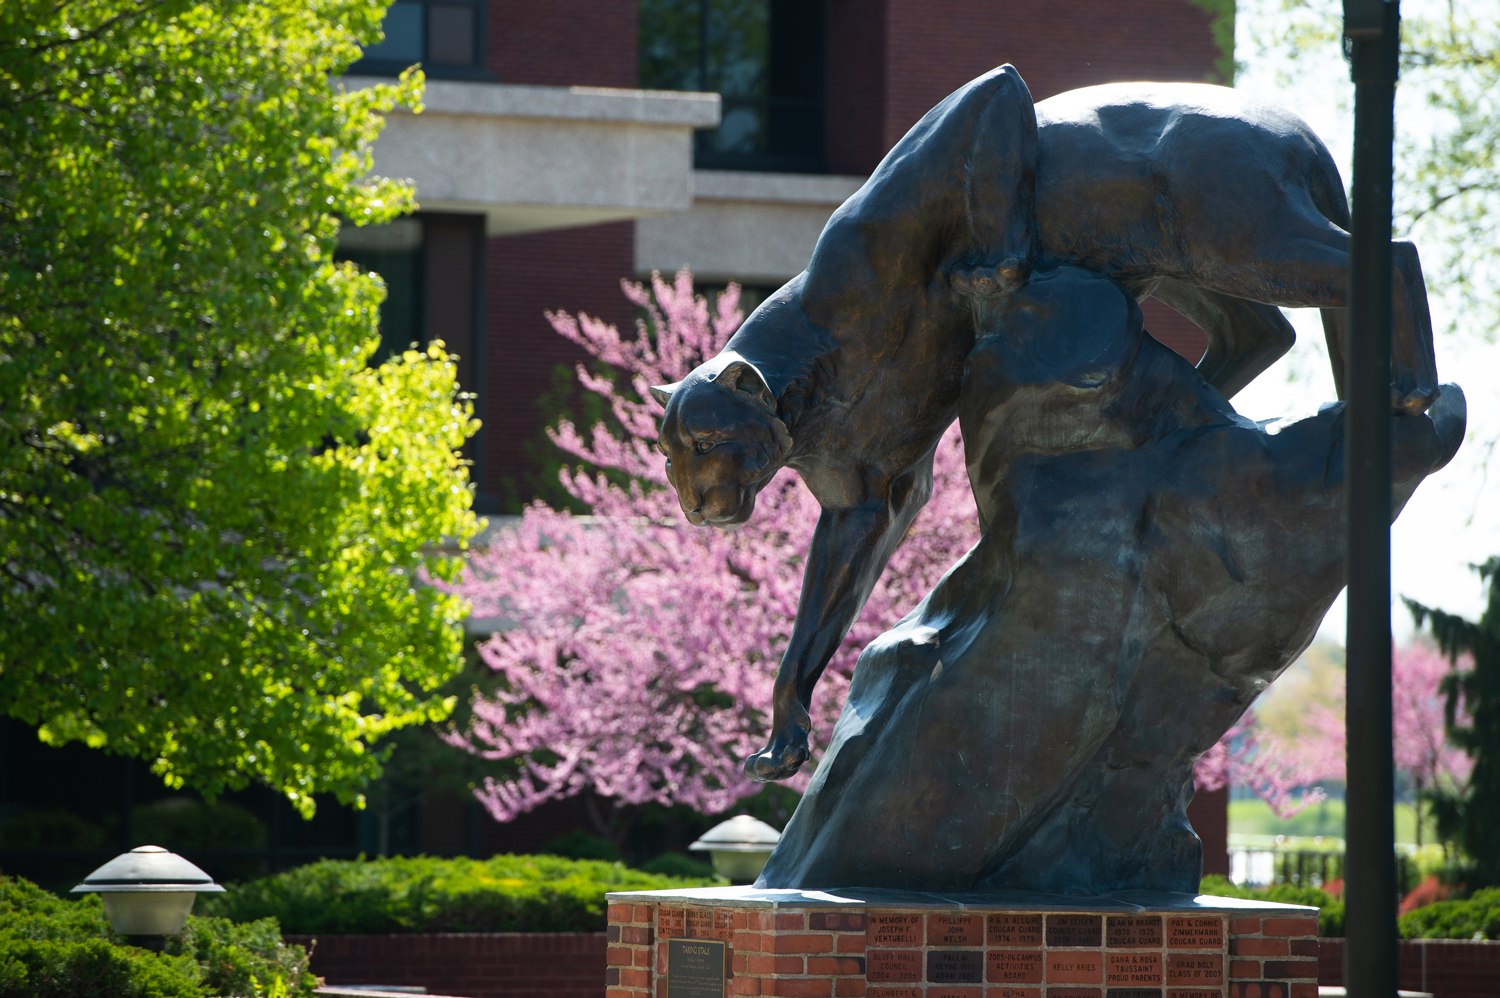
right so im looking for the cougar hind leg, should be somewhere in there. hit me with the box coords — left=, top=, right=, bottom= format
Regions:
left=1149, top=278, right=1296, bottom=400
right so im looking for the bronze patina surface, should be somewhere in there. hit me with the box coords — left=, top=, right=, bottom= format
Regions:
left=650, top=65, right=1462, bottom=894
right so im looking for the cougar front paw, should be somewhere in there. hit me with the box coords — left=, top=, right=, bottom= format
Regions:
left=744, top=719, right=811, bottom=782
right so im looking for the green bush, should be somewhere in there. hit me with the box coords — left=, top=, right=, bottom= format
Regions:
left=1399, top=887, right=1500, bottom=939
left=540, top=830, right=622, bottom=862
left=198, top=854, right=719, bottom=933
left=640, top=853, right=717, bottom=879
left=0, top=876, right=316, bottom=997
left=1199, top=875, right=1346, bottom=937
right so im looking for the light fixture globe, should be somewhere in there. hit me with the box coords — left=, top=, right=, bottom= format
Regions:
left=71, top=845, right=226, bottom=937
left=688, top=815, right=781, bottom=884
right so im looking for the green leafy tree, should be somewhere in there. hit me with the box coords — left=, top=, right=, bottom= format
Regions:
left=1407, top=557, right=1500, bottom=886
left=0, top=0, right=478, bottom=816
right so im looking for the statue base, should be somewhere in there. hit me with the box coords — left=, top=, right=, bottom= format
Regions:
left=604, top=886, right=1318, bottom=998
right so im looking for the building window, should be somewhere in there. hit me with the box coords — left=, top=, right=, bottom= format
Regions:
left=640, top=0, right=827, bottom=173
left=352, top=0, right=488, bottom=79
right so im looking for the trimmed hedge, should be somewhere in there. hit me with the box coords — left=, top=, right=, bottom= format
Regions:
left=0, top=876, right=315, bottom=997
left=197, top=854, right=719, bottom=934
left=1399, top=886, right=1500, bottom=940
left=1199, top=875, right=1346, bottom=937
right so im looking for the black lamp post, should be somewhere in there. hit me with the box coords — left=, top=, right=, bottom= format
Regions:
left=1343, top=0, right=1401, bottom=994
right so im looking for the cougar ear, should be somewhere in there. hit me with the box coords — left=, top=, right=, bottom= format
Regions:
left=714, top=360, right=776, bottom=412
left=649, top=382, right=682, bottom=407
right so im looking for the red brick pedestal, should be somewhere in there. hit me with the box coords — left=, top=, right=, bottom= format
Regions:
left=604, top=888, right=1319, bottom=998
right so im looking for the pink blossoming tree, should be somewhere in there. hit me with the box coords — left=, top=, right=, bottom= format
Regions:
left=448, top=270, right=1315, bottom=843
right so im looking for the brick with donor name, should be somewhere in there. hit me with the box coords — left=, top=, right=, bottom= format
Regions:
left=989, top=914, right=1044, bottom=947
left=1106, top=916, right=1163, bottom=948
left=988, top=989, right=1041, bottom=998
left=1106, top=952, right=1162, bottom=986
left=988, top=950, right=1043, bottom=984
left=1166, top=918, right=1224, bottom=950
left=686, top=908, right=715, bottom=939
left=1165, top=991, right=1220, bottom=998
left=1047, top=915, right=1103, bottom=948
left=1044, top=989, right=1102, bottom=998
left=869, top=950, right=923, bottom=982
left=1106, top=990, right=1163, bottom=998
left=930, top=989, right=983, bottom=998
left=930, top=951, right=984, bottom=983
left=1165, top=954, right=1223, bottom=986
left=1047, top=953, right=1103, bottom=984
left=929, top=913, right=985, bottom=946
left=869, top=913, right=924, bottom=946
left=868, top=989, right=922, bottom=998
left=658, top=907, right=685, bottom=937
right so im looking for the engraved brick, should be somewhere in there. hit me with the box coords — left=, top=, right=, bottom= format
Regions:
left=990, top=913, right=1045, bottom=948
left=622, top=926, right=654, bottom=946
left=1165, top=954, right=1224, bottom=987
left=772, top=933, right=835, bottom=954
left=1107, top=916, right=1164, bottom=948
left=929, top=913, right=986, bottom=946
left=778, top=912, right=808, bottom=931
left=930, top=950, right=985, bottom=984
left=1106, top=952, right=1162, bottom=986
left=1048, top=915, right=1103, bottom=948
left=813, top=912, right=869, bottom=932
left=868, top=913, right=924, bottom=946
left=1262, top=961, right=1317, bottom=980
left=1229, top=983, right=1287, bottom=998
left=868, top=989, right=923, bottom=998
left=688, top=908, right=716, bottom=939
left=808, top=956, right=868, bottom=976
left=988, top=950, right=1044, bottom=984
left=837, top=981, right=868, bottom=998
left=1048, top=952, right=1104, bottom=984
left=1288, top=940, right=1318, bottom=958
left=718, top=909, right=736, bottom=940
left=1045, top=989, right=1103, bottom=998
left=1165, top=991, right=1220, bottom=998
left=868, top=950, right=923, bottom=983
left=1229, top=918, right=1260, bottom=936
left=1261, top=920, right=1318, bottom=939
left=1230, top=960, right=1261, bottom=979
left=930, top=989, right=984, bottom=998
left=1229, top=939, right=1285, bottom=957
left=1167, top=917, right=1224, bottom=950
left=770, top=980, right=833, bottom=998
left=837, top=934, right=868, bottom=953
left=1106, top=990, right=1163, bottom=998
left=659, top=907, right=686, bottom=936
left=988, top=989, right=1042, bottom=998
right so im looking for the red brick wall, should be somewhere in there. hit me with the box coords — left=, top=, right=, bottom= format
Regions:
left=1317, top=938, right=1500, bottom=998
left=488, top=0, right=638, bottom=87
left=481, top=222, right=637, bottom=501
left=286, top=932, right=606, bottom=998
left=828, top=0, right=1222, bottom=175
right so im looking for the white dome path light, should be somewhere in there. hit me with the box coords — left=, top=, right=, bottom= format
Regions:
left=71, top=845, right=226, bottom=949
left=688, top=815, right=781, bottom=884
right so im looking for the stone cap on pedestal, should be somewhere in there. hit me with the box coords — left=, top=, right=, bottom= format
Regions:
left=604, top=884, right=1317, bottom=915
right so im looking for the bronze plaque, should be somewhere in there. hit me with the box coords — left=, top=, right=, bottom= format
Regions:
left=928, top=950, right=984, bottom=983
left=1048, top=952, right=1104, bottom=984
left=1106, top=916, right=1163, bottom=948
left=988, top=950, right=1045, bottom=984
left=1166, top=917, right=1224, bottom=950
left=990, top=913, right=1045, bottom=947
left=868, top=913, right=923, bottom=946
left=928, top=913, right=984, bottom=946
left=1047, top=915, right=1103, bottom=948
left=667, top=938, right=726, bottom=998
left=1106, top=953, right=1163, bottom=987
left=1165, top=954, right=1223, bottom=987
left=868, top=950, right=923, bottom=982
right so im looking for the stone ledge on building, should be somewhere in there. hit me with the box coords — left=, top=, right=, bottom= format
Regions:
left=340, top=77, right=721, bottom=236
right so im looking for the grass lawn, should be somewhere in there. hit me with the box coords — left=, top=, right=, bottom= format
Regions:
left=1228, top=798, right=1429, bottom=844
